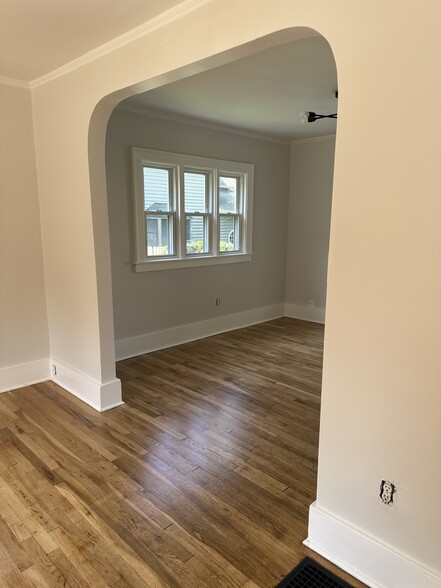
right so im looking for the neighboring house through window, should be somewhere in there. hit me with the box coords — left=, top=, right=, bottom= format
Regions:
left=132, top=148, right=254, bottom=271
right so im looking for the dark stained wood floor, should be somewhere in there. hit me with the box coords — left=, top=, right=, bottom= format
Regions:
left=0, top=318, right=366, bottom=587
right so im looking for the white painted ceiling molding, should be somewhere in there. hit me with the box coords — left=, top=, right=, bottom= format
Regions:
left=29, top=0, right=214, bottom=88
left=120, top=36, right=338, bottom=141
left=0, top=76, right=30, bottom=89
left=290, top=135, right=336, bottom=145
left=116, top=104, right=291, bottom=145
left=2, top=1, right=337, bottom=141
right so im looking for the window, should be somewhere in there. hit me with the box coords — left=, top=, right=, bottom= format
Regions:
left=132, top=148, right=254, bottom=271
left=144, top=166, right=174, bottom=256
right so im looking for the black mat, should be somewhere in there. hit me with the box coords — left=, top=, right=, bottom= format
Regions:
left=275, top=557, right=353, bottom=588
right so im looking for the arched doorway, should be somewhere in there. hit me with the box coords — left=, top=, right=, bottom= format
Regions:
left=88, top=27, right=340, bottom=585
left=88, top=27, right=338, bottom=409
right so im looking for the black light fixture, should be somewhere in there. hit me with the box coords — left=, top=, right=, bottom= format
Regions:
left=300, top=91, right=338, bottom=124
left=300, top=111, right=337, bottom=124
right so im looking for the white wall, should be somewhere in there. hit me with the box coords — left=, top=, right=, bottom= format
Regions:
left=0, top=83, right=49, bottom=391
left=30, top=1, right=441, bottom=585
left=285, top=136, right=335, bottom=323
left=106, top=108, right=290, bottom=356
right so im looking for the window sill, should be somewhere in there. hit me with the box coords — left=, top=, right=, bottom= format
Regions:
left=133, top=253, right=253, bottom=272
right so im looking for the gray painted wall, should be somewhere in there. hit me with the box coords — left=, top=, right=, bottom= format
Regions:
left=285, top=137, right=335, bottom=313
left=106, top=109, right=291, bottom=341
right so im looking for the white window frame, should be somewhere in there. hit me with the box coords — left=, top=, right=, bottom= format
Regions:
left=182, top=169, right=212, bottom=257
left=132, top=147, right=254, bottom=272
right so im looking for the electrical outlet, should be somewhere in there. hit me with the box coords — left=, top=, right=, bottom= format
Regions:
left=51, top=364, right=57, bottom=377
left=216, top=298, right=221, bottom=306
left=380, top=480, right=396, bottom=505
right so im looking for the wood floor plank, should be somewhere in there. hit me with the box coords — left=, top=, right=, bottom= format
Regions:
left=0, top=477, right=58, bottom=554
left=48, top=548, right=94, bottom=588
left=0, top=318, right=367, bottom=587
left=56, top=484, right=178, bottom=588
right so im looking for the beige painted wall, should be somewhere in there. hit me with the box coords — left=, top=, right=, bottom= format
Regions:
left=30, top=0, right=441, bottom=582
left=0, top=83, right=49, bottom=378
left=285, top=136, right=335, bottom=316
left=106, top=108, right=289, bottom=342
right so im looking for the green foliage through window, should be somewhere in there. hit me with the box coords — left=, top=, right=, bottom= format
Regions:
left=186, top=240, right=233, bottom=254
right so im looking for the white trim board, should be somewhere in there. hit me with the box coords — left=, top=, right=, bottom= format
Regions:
left=0, top=358, right=50, bottom=393
left=117, top=104, right=290, bottom=145
left=30, top=0, right=215, bottom=88
left=50, top=357, right=123, bottom=412
left=115, top=303, right=285, bottom=360
left=285, top=302, right=325, bottom=324
left=0, top=76, right=30, bottom=89
left=305, top=503, right=441, bottom=588
left=290, top=134, right=336, bottom=146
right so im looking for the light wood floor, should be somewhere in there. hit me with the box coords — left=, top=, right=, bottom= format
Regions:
left=0, top=318, right=366, bottom=587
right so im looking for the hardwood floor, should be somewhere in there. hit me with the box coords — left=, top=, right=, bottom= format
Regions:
left=0, top=318, right=366, bottom=587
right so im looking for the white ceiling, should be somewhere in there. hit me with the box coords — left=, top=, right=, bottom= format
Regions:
left=0, top=0, right=183, bottom=81
left=1, top=1, right=337, bottom=141
left=121, top=36, right=338, bottom=142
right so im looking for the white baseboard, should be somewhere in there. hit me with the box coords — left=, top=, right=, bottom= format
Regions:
left=305, top=502, right=441, bottom=588
left=50, top=357, right=123, bottom=412
left=0, top=358, right=50, bottom=393
left=285, top=302, right=325, bottom=324
left=115, top=303, right=285, bottom=360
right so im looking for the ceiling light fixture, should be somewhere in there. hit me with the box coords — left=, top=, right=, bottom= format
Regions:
left=300, top=91, right=338, bottom=124
left=300, top=111, right=337, bottom=124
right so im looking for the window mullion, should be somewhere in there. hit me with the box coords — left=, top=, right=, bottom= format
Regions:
left=212, top=168, right=219, bottom=254
left=208, top=171, right=213, bottom=255
left=176, top=166, right=185, bottom=258
left=239, top=174, right=245, bottom=252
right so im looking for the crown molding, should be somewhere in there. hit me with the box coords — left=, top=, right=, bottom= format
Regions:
left=30, top=0, right=214, bottom=89
left=0, top=76, right=30, bottom=89
left=116, top=103, right=290, bottom=145
left=290, top=134, right=336, bottom=146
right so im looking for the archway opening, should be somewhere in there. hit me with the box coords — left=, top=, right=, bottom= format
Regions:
left=90, top=26, right=341, bottom=583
